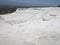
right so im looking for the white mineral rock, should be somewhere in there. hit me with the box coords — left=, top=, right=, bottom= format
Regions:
left=0, top=7, right=60, bottom=45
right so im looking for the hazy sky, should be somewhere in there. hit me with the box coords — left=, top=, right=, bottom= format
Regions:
left=0, top=0, right=60, bottom=6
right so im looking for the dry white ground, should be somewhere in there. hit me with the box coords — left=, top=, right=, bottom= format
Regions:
left=0, top=7, right=60, bottom=45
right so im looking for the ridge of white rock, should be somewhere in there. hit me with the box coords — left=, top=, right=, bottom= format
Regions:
left=0, top=7, right=60, bottom=45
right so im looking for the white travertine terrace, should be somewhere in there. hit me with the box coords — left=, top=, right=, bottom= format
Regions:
left=0, top=7, right=60, bottom=45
